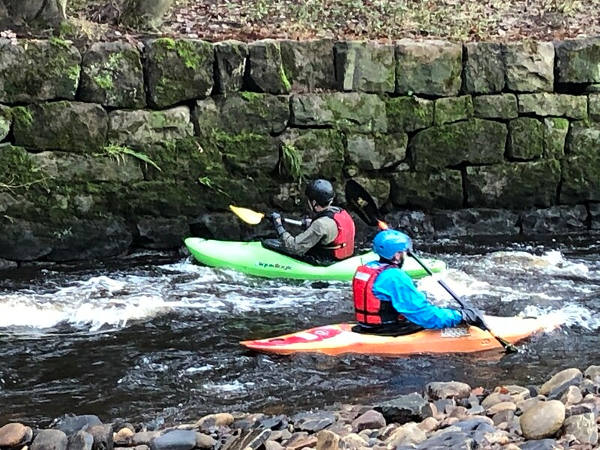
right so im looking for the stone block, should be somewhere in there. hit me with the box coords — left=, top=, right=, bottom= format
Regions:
left=504, top=41, right=554, bottom=92
left=473, top=94, right=518, bottom=119
left=0, top=38, right=81, bottom=103
left=391, top=170, right=463, bottom=209
left=434, top=95, right=473, bottom=125
left=0, top=104, right=10, bottom=141
left=13, top=102, right=107, bottom=152
left=386, top=96, right=433, bottom=132
left=463, top=42, right=505, bottom=94
left=281, top=39, right=336, bottom=92
left=589, top=93, right=600, bottom=121
left=214, top=40, right=248, bottom=94
left=517, top=93, right=587, bottom=119
left=508, top=117, right=544, bottom=161
left=210, top=131, right=278, bottom=177
left=433, top=209, right=520, bottom=238
left=466, top=160, right=560, bottom=208
left=247, top=39, right=290, bottom=94
left=346, top=132, right=407, bottom=170
left=561, top=154, right=600, bottom=203
left=335, top=41, right=395, bottom=93
left=543, top=118, right=568, bottom=159
left=145, top=38, right=214, bottom=108
left=410, top=118, right=507, bottom=170
left=521, top=206, right=588, bottom=235
left=395, top=39, right=462, bottom=96
left=555, top=37, right=600, bottom=83
left=79, top=41, right=145, bottom=108
left=565, top=121, right=600, bottom=156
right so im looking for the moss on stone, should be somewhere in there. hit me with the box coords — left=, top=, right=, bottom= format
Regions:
left=94, top=72, right=114, bottom=90
left=279, top=64, right=292, bottom=91
left=12, top=107, right=33, bottom=128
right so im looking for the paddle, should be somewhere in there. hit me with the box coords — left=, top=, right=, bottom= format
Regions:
left=229, top=205, right=302, bottom=226
left=344, top=179, right=518, bottom=353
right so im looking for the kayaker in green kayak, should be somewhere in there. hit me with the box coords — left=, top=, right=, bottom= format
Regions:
left=352, top=229, right=486, bottom=335
left=263, top=179, right=356, bottom=265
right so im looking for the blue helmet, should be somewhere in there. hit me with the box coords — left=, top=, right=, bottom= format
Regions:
left=372, top=230, right=412, bottom=260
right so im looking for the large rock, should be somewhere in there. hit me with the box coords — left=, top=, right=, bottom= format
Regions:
left=540, top=368, right=583, bottom=399
left=508, top=117, right=544, bottom=161
left=395, top=40, right=462, bottom=96
left=410, top=118, right=507, bottom=170
left=87, top=424, right=112, bottom=450
left=136, top=216, right=190, bottom=249
left=195, top=94, right=289, bottom=135
left=2, top=0, right=66, bottom=26
left=67, top=431, right=94, bottom=450
left=503, top=41, right=554, bottom=92
left=315, top=430, right=339, bottom=450
left=590, top=93, right=600, bottom=121
left=13, top=102, right=107, bottom=152
left=0, top=423, right=32, bottom=447
left=426, top=381, right=471, bottom=400
left=291, top=92, right=386, bottom=132
left=108, top=107, right=193, bottom=149
left=555, top=37, right=600, bottom=83
left=292, top=412, right=335, bottom=433
left=150, top=430, right=196, bottom=450
left=543, top=118, right=568, bottom=159
left=346, top=132, right=407, bottom=170
left=434, top=95, right=473, bottom=125
left=384, top=210, right=434, bottom=237
left=351, top=410, right=386, bottom=432
left=520, top=400, right=565, bottom=440
left=385, top=422, right=427, bottom=447
left=213, top=40, right=248, bottom=94
left=521, top=206, right=588, bottom=235
left=79, top=42, right=145, bottom=109
left=386, top=96, right=433, bottom=132
left=0, top=104, right=11, bottom=141
left=565, top=121, right=600, bottom=156
left=0, top=38, right=80, bottom=103
left=144, top=38, right=214, bottom=108
left=247, top=40, right=290, bottom=94
left=280, top=39, right=336, bottom=92
left=433, top=209, right=520, bottom=238
left=563, top=413, right=598, bottom=445
left=31, top=430, right=68, bottom=450
left=391, top=170, right=463, bottom=210
left=278, top=129, right=344, bottom=180
left=374, top=393, right=429, bottom=424
left=335, top=41, right=395, bottom=93
left=517, top=93, right=587, bottom=119
left=466, top=160, right=560, bottom=208
left=463, top=42, right=505, bottom=94
left=561, top=126, right=600, bottom=203
left=473, top=94, right=518, bottom=119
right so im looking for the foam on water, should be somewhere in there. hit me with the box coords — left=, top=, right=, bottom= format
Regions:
left=521, top=303, right=600, bottom=331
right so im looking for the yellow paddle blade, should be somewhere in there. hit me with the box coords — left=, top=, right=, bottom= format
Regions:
left=229, top=205, right=265, bottom=225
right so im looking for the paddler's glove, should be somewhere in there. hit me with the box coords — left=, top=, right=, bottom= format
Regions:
left=460, top=306, right=486, bottom=329
left=270, top=212, right=286, bottom=236
left=301, top=216, right=312, bottom=229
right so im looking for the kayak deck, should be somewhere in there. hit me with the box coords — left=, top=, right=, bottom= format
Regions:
left=241, top=315, right=562, bottom=356
left=184, top=237, right=445, bottom=281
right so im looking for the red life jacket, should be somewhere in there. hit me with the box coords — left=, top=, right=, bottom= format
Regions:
left=352, top=264, right=404, bottom=325
left=316, top=208, right=355, bottom=260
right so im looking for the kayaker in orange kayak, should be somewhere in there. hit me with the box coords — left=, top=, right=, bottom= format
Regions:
left=352, top=229, right=485, bottom=335
left=264, top=179, right=356, bottom=265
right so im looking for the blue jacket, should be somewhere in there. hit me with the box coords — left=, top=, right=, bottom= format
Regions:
left=369, top=261, right=462, bottom=329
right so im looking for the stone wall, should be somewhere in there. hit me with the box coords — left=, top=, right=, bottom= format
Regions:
left=0, top=36, right=599, bottom=263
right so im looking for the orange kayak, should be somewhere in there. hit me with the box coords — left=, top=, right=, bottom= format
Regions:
left=241, top=315, right=562, bottom=356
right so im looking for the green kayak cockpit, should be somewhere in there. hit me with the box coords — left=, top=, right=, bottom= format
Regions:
left=184, top=238, right=446, bottom=281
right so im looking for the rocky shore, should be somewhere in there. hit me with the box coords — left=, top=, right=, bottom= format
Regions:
left=2, top=366, right=599, bottom=450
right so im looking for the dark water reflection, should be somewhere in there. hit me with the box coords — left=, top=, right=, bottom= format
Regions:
left=0, top=237, right=598, bottom=427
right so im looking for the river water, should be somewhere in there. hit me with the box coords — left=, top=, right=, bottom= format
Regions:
left=0, top=238, right=599, bottom=428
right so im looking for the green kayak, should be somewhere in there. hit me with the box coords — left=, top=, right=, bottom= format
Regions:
left=184, top=237, right=446, bottom=281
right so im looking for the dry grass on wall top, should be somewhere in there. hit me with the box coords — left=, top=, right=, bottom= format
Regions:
left=63, top=0, right=600, bottom=43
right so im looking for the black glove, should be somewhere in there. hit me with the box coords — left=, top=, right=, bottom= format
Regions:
left=270, top=212, right=286, bottom=236
left=460, top=306, right=486, bottom=329
left=301, top=216, right=312, bottom=229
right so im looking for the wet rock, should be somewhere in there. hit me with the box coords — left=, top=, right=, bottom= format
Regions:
left=562, top=412, right=598, bottom=445
left=32, top=430, right=68, bottom=450
left=432, top=209, right=520, bottom=238
left=0, top=423, right=33, bottom=447
left=374, top=392, right=428, bottom=424
left=385, top=422, right=427, bottom=447
left=521, top=206, right=588, bottom=235
left=52, top=416, right=103, bottom=436
left=214, top=40, right=248, bottom=94
left=68, top=431, right=93, bottom=450
left=136, top=216, right=190, bottom=250
left=426, top=381, right=472, bottom=400
left=292, top=411, right=335, bottom=432
left=519, top=439, right=558, bottom=450
left=316, top=430, right=339, bottom=450
left=540, top=368, right=583, bottom=399
left=132, top=433, right=161, bottom=446
left=335, top=41, right=395, bottom=93
left=520, top=400, right=565, bottom=439
left=351, top=410, right=385, bottom=432
left=560, top=385, right=583, bottom=406
left=384, top=210, right=434, bottom=238
left=257, top=415, right=287, bottom=431
left=150, top=430, right=195, bottom=450
left=88, top=425, right=113, bottom=450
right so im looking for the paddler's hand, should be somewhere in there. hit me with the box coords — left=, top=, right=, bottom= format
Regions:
left=301, top=216, right=312, bottom=229
left=270, top=212, right=286, bottom=236
left=460, top=306, right=486, bottom=329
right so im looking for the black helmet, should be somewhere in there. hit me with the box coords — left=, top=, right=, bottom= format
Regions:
left=305, top=179, right=334, bottom=206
